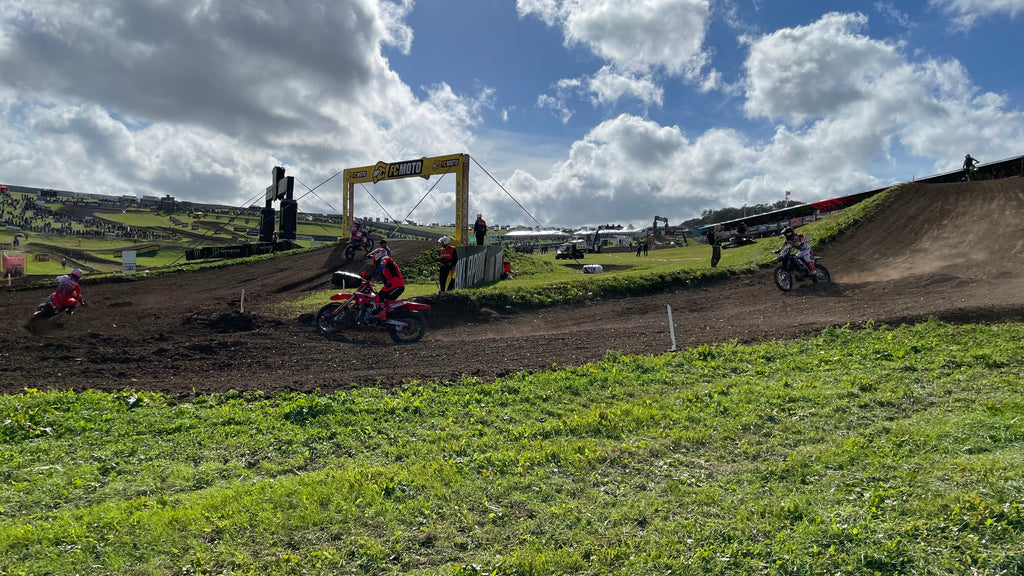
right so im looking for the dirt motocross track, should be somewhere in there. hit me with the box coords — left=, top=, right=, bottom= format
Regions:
left=3, top=179, right=1023, bottom=396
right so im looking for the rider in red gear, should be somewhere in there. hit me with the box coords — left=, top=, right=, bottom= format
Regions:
left=350, top=219, right=368, bottom=248
left=366, top=248, right=405, bottom=321
left=51, top=268, right=87, bottom=313
left=437, top=236, right=458, bottom=292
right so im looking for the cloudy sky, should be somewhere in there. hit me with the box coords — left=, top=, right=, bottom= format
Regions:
left=2, top=0, right=1023, bottom=229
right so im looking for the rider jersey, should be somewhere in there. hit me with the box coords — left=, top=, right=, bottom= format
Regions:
left=53, top=274, right=81, bottom=308
left=374, top=257, right=405, bottom=292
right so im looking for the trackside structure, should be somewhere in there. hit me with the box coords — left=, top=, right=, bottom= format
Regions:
left=342, top=153, right=471, bottom=245
left=341, top=153, right=503, bottom=288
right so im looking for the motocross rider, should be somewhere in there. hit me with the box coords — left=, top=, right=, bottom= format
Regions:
left=51, top=268, right=88, bottom=313
left=777, top=227, right=816, bottom=273
left=350, top=219, right=368, bottom=248
left=366, top=248, right=405, bottom=321
left=963, top=153, right=979, bottom=179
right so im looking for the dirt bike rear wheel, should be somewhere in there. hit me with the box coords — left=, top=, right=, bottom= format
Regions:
left=344, top=244, right=358, bottom=263
left=388, top=311, right=427, bottom=344
left=774, top=266, right=794, bottom=292
left=314, top=303, right=351, bottom=334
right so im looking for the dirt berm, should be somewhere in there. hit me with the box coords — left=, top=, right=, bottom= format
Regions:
left=2, top=179, right=1022, bottom=396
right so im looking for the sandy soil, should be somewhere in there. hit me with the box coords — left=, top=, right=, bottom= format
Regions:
left=2, top=179, right=1023, bottom=397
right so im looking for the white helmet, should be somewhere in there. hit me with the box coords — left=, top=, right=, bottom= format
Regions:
left=369, top=248, right=387, bottom=264
left=438, top=236, right=450, bottom=246
left=476, top=213, right=482, bottom=219
left=69, top=268, right=83, bottom=280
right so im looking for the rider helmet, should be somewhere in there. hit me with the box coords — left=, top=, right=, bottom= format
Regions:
left=69, top=268, right=83, bottom=280
left=438, top=236, right=450, bottom=246
left=781, top=226, right=795, bottom=240
left=476, top=213, right=482, bottom=219
left=369, top=248, right=387, bottom=264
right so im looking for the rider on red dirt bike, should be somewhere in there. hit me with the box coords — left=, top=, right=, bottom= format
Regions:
left=363, top=248, right=405, bottom=322
left=51, top=268, right=88, bottom=314
left=350, top=219, right=369, bottom=249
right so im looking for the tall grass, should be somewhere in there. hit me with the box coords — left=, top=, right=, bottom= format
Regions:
left=3, top=320, right=1023, bottom=575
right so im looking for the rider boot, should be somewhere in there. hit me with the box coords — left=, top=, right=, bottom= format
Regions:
left=356, top=305, right=370, bottom=325
left=371, top=302, right=387, bottom=321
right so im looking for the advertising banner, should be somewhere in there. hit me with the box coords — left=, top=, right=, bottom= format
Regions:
left=1, top=252, right=26, bottom=279
left=122, top=250, right=137, bottom=275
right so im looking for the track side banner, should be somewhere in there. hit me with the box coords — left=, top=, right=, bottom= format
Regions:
left=343, top=153, right=465, bottom=184
left=342, top=152, right=471, bottom=246
left=451, top=245, right=503, bottom=290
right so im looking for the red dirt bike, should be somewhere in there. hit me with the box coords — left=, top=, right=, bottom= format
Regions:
left=25, top=294, right=88, bottom=331
left=772, top=244, right=830, bottom=291
left=314, top=271, right=429, bottom=344
left=344, top=235, right=375, bottom=263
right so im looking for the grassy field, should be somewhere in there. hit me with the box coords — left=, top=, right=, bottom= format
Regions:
left=1, top=193, right=356, bottom=277
left=2, top=320, right=1022, bottom=575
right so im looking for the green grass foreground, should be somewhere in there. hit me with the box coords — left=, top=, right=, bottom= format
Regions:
left=2, top=320, right=1023, bottom=575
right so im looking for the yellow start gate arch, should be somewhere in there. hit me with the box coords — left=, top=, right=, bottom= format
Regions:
left=342, top=153, right=471, bottom=245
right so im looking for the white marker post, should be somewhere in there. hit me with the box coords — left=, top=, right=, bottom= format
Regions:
left=667, top=304, right=678, bottom=352
left=240, top=289, right=245, bottom=314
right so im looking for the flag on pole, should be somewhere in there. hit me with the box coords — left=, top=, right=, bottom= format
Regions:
left=785, top=190, right=791, bottom=197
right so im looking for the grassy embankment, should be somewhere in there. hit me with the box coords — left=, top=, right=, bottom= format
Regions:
left=283, top=187, right=894, bottom=314
left=2, top=320, right=1023, bottom=574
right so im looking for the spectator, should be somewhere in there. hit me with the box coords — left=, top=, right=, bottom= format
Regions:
left=706, top=225, right=722, bottom=267
left=473, top=214, right=488, bottom=246
left=437, top=236, right=458, bottom=292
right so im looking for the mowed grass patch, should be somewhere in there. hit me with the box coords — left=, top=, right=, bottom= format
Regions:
left=2, top=319, right=1023, bottom=575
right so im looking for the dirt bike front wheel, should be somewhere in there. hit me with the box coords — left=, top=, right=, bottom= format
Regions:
left=314, top=303, right=350, bottom=334
left=25, top=307, right=57, bottom=332
left=774, top=266, right=794, bottom=292
left=344, top=244, right=357, bottom=263
left=812, top=264, right=831, bottom=284
left=388, top=311, right=427, bottom=344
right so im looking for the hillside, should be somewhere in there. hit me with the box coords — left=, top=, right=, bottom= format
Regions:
left=2, top=179, right=1023, bottom=395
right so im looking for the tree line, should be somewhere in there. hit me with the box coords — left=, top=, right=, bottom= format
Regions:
left=679, top=198, right=799, bottom=230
